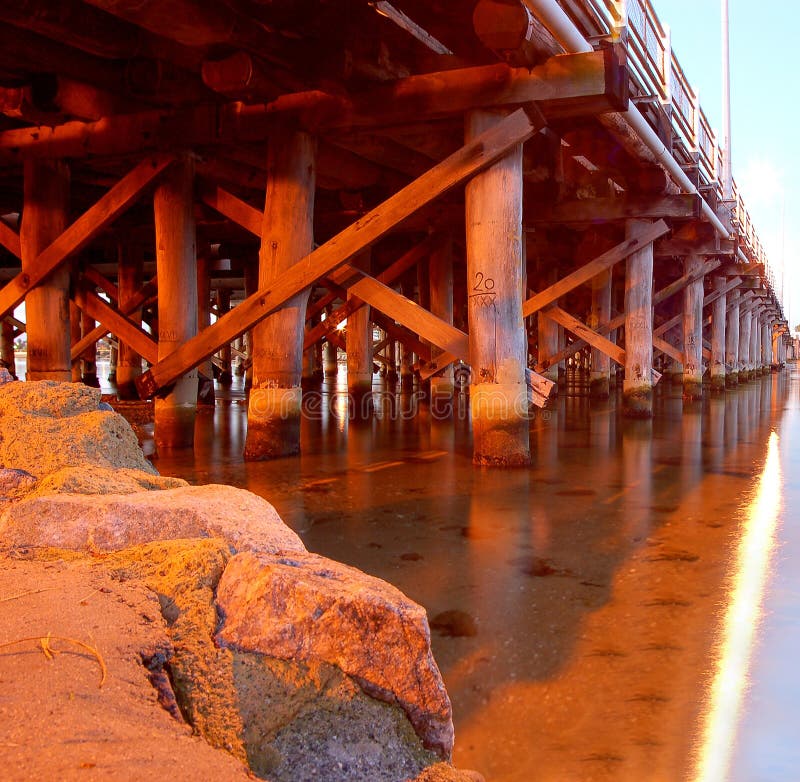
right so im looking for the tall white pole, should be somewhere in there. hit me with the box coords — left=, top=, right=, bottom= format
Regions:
left=721, top=0, right=733, bottom=200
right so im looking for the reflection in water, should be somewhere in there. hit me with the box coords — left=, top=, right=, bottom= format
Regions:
left=149, top=370, right=798, bottom=781
left=693, top=431, right=782, bottom=782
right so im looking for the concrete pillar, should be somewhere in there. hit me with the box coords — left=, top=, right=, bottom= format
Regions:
left=465, top=108, right=529, bottom=466
left=429, top=236, right=455, bottom=399
left=153, top=154, right=198, bottom=449
left=710, top=275, right=727, bottom=392
left=117, top=242, right=144, bottom=399
left=725, top=288, right=740, bottom=386
left=622, top=219, right=654, bottom=417
left=682, top=254, right=704, bottom=400
left=81, top=310, right=99, bottom=387
left=588, top=268, right=611, bottom=398
left=21, top=159, right=71, bottom=381
left=245, top=128, right=316, bottom=460
left=739, top=304, right=751, bottom=381
left=346, top=252, right=373, bottom=399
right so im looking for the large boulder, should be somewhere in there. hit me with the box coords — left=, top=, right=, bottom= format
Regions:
left=0, top=484, right=305, bottom=555
left=30, top=465, right=188, bottom=497
left=216, top=550, right=454, bottom=759
left=0, top=555, right=253, bottom=781
left=0, top=380, right=156, bottom=478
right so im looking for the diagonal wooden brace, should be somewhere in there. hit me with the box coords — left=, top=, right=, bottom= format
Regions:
left=0, top=154, right=174, bottom=319
left=73, top=285, right=158, bottom=365
left=136, top=106, right=544, bottom=398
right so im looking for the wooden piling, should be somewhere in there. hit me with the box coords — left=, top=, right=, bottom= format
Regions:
left=2, top=320, right=16, bottom=378
left=749, top=308, right=761, bottom=377
left=725, top=288, right=740, bottom=386
left=429, top=236, right=455, bottom=400
left=465, top=108, right=530, bottom=466
left=710, top=275, right=726, bottom=392
left=739, top=303, right=751, bottom=381
left=588, top=269, right=611, bottom=398
left=70, top=301, right=82, bottom=382
left=245, top=128, right=315, bottom=460
left=622, top=219, right=654, bottom=417
left=682, top=254, right=704, bottom=400
left=80, top=310, right=99, bottom=387
left=537, top=271, right=559, bottom=387
left=346, top=252, right=373, bottom=400
left=215, top=289, right=233, bottom=386
left=196, top=252, right=214, bottom=405
left=21, top=159, right=71, bottom=381
left=116, top=241, right=144, bottom=399
left=153, top=154, right=198, bottom=449
left=761, top=316, right=772, bottom=373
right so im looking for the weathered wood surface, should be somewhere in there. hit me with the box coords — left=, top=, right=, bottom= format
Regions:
left=544, top=305, right=625, bottom=365
left=0, top=155, right=173, bottom=319
left=528, top=194, right=701, bottom=225
left=522, top=220, right=668, bottom=318
left=73, top=286, right=158, bottom=365
left=136, top=107, right=543, bottom=397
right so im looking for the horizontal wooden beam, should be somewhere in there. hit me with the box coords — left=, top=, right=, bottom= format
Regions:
left=528, top=194, right=701, bottom=225
left=135, top=107, right=543, bottom=397
left=0, top=48, right=621, bottom=162
left=654, top=238, right=735, bottom=258
left=0, top=155, right=173, bottom=319
left=522, top=219, right=669, bottom=318
left=73, top=286, right=158, bottom=365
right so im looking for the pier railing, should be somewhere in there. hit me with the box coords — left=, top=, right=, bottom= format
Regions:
left=559, top=0, right=777, bottom=301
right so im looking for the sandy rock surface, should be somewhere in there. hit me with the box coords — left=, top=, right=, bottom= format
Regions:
left=0, top=381, right=156, bottom=478
left=216, top=550, right=454, bottom=758
left=0, top=484, right=305, bottom=554
left=0, top=556, right=253, bottom=782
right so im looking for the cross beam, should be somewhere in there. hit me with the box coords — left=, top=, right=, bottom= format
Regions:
left=135, top=107, right=544, bottom=397
left=0, top=155, right=174, bottom=319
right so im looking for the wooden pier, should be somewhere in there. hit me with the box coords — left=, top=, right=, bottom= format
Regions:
left=0, top=0, right=789, bottom=465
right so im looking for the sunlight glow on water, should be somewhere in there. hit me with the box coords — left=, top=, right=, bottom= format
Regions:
left=693, top=431, right=783, bottom=782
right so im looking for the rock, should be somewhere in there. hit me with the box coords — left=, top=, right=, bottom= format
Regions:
left=0, top=484, right=306, bottom=555
left=216, top=550, right=454, bottom=758
left=98, top=540, right=441, bottom=782
left=0, top=408, right=156, bottom=477
left=0, top=555, right=253, bottom=781
left=29, top=466, right=188, bottom=498
left=0, top=379, right=104, bottom=418
left=413, top=764, right=486, bottom=782
left=0, top=467, right=36, bottom=502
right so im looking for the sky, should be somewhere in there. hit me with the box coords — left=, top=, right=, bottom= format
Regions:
left=652, top=0, right=798, bottom=332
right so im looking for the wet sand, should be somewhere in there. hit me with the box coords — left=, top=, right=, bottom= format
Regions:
left=148, top=367, right=797, bottom=782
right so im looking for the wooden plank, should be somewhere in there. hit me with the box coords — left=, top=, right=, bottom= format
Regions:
left=529, top=194, right=701, bottom=225
left=0, top=154, right=174, bottom=319
left=370, top=311, right=431, bottom=362
left=198, top=179, right=262, bottom=236
left=0, top=48, right=617, bottom=162
left=543, top=305, right=625, bottom=365
left=655, top=238, right=735, bottom=257
left=703, top=276, right=742, bottom=309
left=522, top=219, right=669, bottom=318
left=653, top=335, right=683, bottom=364
left=303, top=236, right=441, bottom=350
left=82, top=265, right=119, bottom=303
left=71, top=275, right=157, bottom=360
left=135, top=107, right=544, bottom=397
left=73, top=286, right=158, bottom=365
left=348, top=274, right=469, bottom=360
left=0, top=219, right=20, bottom=259
left=653, top=259, right=721, bottom=306
left=653, top=314, right=681, bottom=338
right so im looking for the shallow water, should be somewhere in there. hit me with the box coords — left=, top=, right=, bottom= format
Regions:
left=147, top=366, right=798, bottom=782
